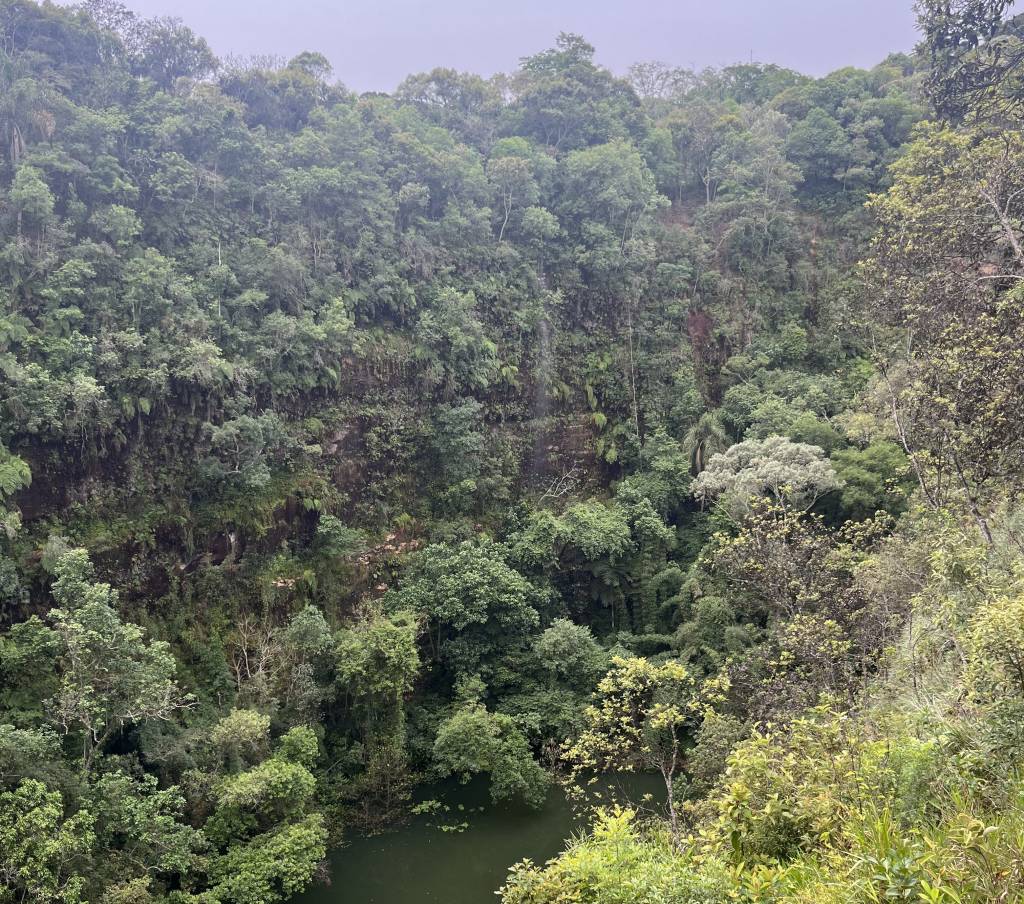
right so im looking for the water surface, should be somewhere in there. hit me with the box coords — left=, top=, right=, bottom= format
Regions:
left=296, top=774, right=662, bottom=904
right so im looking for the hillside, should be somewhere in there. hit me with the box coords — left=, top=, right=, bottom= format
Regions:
left=3, top=1, right=1023, bottom=902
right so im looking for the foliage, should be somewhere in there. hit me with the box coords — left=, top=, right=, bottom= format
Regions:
left=0, top=779, right=93, bottom=904
left=692, top=436, right=842, bottom=518
left=499, top=808, right=729, bottom=904
left=386, top=539, right=541, bottom=677
left=433, top=702, right=550, bottom=807
left=864, top=121, right=1024, bottom=540
left=47, top=549, right=191, bottom=774
left=498, top=4, right=1024, bottom=903
left=4, top=1, right=1014, bottom=901
left=533, top=618, right=608, bottom=688
left=563, top=656, right=714, bottom=838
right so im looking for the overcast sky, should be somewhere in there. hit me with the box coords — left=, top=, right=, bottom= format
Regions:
left=116, top=0, right=922, bottom=93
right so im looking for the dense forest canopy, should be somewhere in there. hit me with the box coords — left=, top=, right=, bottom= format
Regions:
left=2, top=0, right=1024, bottom=901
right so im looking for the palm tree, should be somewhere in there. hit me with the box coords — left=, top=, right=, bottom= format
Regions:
left=683, top=411, right=731, bottom=476
left=0, top=61, right=48, bottom=168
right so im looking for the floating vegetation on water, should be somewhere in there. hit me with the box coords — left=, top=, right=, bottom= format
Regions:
left=411, top=799, right=444, bottom=816
left=437, top=822, right=470, bottom=834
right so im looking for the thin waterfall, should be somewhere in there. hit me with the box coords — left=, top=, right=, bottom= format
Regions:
left=529, top=313, right=553, bottom=479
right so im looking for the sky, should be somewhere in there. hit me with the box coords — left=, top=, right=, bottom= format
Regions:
left=115, top=0, right=922, bottom=93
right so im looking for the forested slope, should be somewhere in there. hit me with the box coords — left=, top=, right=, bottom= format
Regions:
left=4, top=0, right=1022, bottom=901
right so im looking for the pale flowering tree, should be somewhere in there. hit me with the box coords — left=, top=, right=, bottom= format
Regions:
left=692, top=435, right=842, bottom=518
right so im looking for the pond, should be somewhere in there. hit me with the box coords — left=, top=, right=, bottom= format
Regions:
left=294, top=773, right=664, bottom=904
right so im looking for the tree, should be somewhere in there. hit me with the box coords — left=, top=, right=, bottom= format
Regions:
left=278, top=605, right=336, bottom=724
left=433, top=702, right=550, bottom=807
left=682, top=412, right=731, bottom=476
left=387, top=539, right=541, bottom=676
left=336, top=610, right=420, bottom=816
left=829, top=441, right=912, bottom=520
left=208, top=709, right=272, bottom=773
left=0, top=779, right=94, bottom=904
left=199, top=727, right=326, bottom=903
left=864, top=123, right=1024, bottom=539
left=210, top=753, right=315, bottom=841
left=85, top=771, right=202, bottom=891
left=395, top=68, right=503, bottom=147
left=0, top=446, right=30, bottom=595
left=556, top=139, right=664, bottom=294
left=628, top=61, right=693, bottom=106
left=132, top=16, right=217, bottom=86
left=786, top=107, right=852, bottom=186
left=917, top=0, right=1024, bottom=121
left=203, top=814, right=327, bottom=904
left=9, top=165, right=55, bottom=237
left=533, top=618, right=607, bottom=689
left=692, top=435, right=841, bottom=517
left=335, top=611, right=420, bottom=704
left=486, top=139, right=542, bottom=242
left=414, top=289, right=499, bottom=395
left=968, top=592, right=1024, bottom=697
left=46, top=550, right=190, bottom=774
left=709, top=501, right=879, bottom=626
left=510, top=33, right=645, bottom=151
left=563, top=656, right=707, bottom=840
left=0, top=616, right=60, bottom=726
left=660, top=99, right=741, bottom=204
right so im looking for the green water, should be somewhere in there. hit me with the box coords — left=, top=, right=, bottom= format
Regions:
left=295, top=774, right=663, bottom=904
